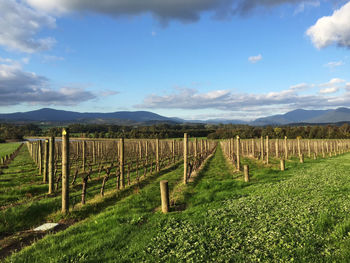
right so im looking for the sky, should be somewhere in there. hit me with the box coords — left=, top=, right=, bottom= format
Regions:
left=1, top=0, right=350, bottom=120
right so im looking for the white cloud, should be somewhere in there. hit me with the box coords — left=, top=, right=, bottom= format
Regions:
left=248, top=54, right=262, bottom=64
left=0, top=0, right=56, bottom=53
left=42, top=55, right=65, bottom=63
left=324, top=61, right=344, bottom=69
left=136, top=78, right=350, bottom=115
left=319, top=78, right=345, bottom=87
left=306, top=1, right=350, bottom=49
left=0, top=58, right=96, bottom=106
left=319, top=86, right=339, bottom=94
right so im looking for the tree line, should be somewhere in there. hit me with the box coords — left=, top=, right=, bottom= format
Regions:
left=1, top=122, right=350, bottom=141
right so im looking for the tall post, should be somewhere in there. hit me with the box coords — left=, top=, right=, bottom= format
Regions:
left=156, top=139, right=160, bottom=172
left=38, top=141, right=42, bottom=175
left=236, top=136, right=240, bottom=171
left=244, top=165, right=249, bottom=182
left=275, top=139, right=279, bottom=158
left=160, top=180, right=170, bottom=213
left=139, top=141, right=142, bottom=160
left=43, top=139, right=49, bottom=183
left=266, top=136, right=269, bottom=164
left=48, top=136, right=55, bottom=194
left=194, top=138, right=198, bottom=160
left=120, top=138, right=125, bottom=188
left=184, top=133, right=188, bottom=184
left=172, top=139, right=175, bottom=164
left=92, top=141, right=96, bottom=164
left=251, top=139, right=255, bottom=158
left=61, top=128, right=69, bottom=214
left=297, top=137, right=301, bottom=157
left=308, top=140, right=311, bottom=158
left=260, top=136, right=264, bottom=161
left=82, top=140, right=86, bottom=171
left=284, top=136, right=288, bottom=160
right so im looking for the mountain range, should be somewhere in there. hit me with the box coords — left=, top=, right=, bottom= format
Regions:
left=1, top=107, right=350, bottom=126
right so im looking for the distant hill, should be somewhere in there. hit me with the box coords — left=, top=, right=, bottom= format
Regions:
left=0, top=108, right=180, bottom=125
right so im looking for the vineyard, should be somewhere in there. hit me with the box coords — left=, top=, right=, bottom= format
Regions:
left=2, top=131, right=350, bottom=262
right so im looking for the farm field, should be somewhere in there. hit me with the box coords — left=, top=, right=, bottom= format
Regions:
left=0, top=143, right=21, bottom=160
left=2, top=137, right=350, bottom=262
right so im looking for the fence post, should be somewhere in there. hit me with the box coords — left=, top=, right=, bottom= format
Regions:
left=280, top=159, right=285, bottom=171
left=266, top=136, right=269, bottom=164
left=156, top=139, right=160, bottom=172
left=284, top=136, right=288, bottom=160
left=184, top=133, right=188, bottom=184
left=43, top=139, right=49, bottom=183
left=48, top=136, right=55, bottom=194
left=120, top=138, right=125, bottom=188
left=244, top=165, right=249, bottom=182
left=236, top=136, right=240, bottom=171
left=160, top=180, right=170, bottom=213
left=62, top=128, right=69, bottom=214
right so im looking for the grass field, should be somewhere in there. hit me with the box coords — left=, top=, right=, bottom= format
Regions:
left=3, top=144, right=350, bottom=262
left=0, top=143, right=21, bottom=159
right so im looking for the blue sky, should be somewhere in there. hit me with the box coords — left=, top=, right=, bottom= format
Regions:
left=1, top=0, right=350, bottom=120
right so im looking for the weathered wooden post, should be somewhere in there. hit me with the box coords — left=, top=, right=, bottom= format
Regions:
left=297, top=137, right=301, bottom=158
left=284, top=136, right=288, bottom=160
left=172, top=139, right=175, bottom=164
left=92, top=141, right=96, bottom=164
left=43, top=139, right=49, bottom=183
left=139, top=141, right=142, bottom=160
left=260, top=136, right=264, bottom=161
left=280, top=159, right=285, bottom=171
left=313, top=152, right=317, bottom=160
left=82, top=140, right=86, bottom=171
left=244, top=165, right=249, bottom=182
left=120, top=138, right=125, bottom=188
left=38, top=140, right=42, bottom=175
left=299, top=153, right=304, bottom=163
left=184, top=133, right=188, bottom=184
left=236, top=136, right=240, bottom=171
left=307, top=140, right=311, bottom=158
left=194, top=138, right=198, bottom=160
left=266, top=136, right=269, bottom=164
left=275, top=139, right=279, bottom=158
left=156, top=139, right=160, bottom=172
left=160, top=180, right=170, bottom=213
left=62, top=128, right=69, bottom=214
left=252, top=139, right=255, bottom=158
left=48, top=136, right=55, bottom=194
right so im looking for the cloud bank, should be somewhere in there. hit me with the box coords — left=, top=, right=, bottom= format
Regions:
left=0, top=58, right=96, bottom=106
left=26, top=0, right=316, bottom=22
left=307, top=1, right=350, bottom=48
left=136, top=79, right=350, bottom=116
left=0, top=0, right=56, bottom=53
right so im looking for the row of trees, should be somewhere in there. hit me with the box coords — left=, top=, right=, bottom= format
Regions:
left=2, top=123, right=350, bottom=141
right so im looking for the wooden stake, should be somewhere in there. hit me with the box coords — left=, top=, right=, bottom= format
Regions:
left=184, top=133, right=188, bottom=184
left=120, top=138, right=125, bottom=188
left=160, top=180, right=169, bottom=213
left=48, top=136, right=55, bottom=194
left=244, top=165, right=249, bottom=182
left=280, top=159, right=285, bottom=171
left=61, top=128, right=69, bottom=214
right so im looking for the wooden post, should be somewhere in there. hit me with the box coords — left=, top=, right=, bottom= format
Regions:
left=160, top=180, right=170, bottom=213
left=120, top=138, right=125, bottom=188
left=297, top=137, right=301, bottom=157
left=251, top=139, right=255, bottom=158
left=172, top=139, right=175, bottom=164
left=156, top=139, right=160, bottom=172
left=43, top=139, right=49, bottom=183
left=299, top=153, right=304, bottom=163
left=194, top=138, right=198, bottom=159
left=266, top=136, right=269, bottom=164
left=307, top=140, right=311, bottom=158
left=284, top=136, right=288, bottom=160
left=38, top=141, right=42, bottom=175
left=184, top=133, right=188, bottom=184
left=82, top=140, right=86, bottom=171
left=280, top=159, right=285, bottom=171
left=139, top=141, right=142, bottom=160
left=48, top=136, right=55, bottom=194
left=61, top=128, right=69, bottom=214
left=244, top=165, right=249, bottom=182
left=236, top=136, right=240, bottom=171
left=275, top=139, right=279, bottom=158
left=260, top=136, right=264, bottom=161
left=92, top=141, right=96, bottom=164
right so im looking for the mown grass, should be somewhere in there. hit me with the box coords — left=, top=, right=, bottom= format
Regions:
left=5, top=145, right=350, bottom=262
left=0, top=143, right=21, bottom=159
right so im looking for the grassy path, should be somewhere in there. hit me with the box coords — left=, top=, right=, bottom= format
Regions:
left=5, top=145, right=350, bottom=262
left=0, top=143, right=21, bottom=160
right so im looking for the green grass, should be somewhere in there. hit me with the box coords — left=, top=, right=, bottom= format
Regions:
left=0, top=143, right=20, bottom=159
left=5, top=145, right=350, bottom=262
